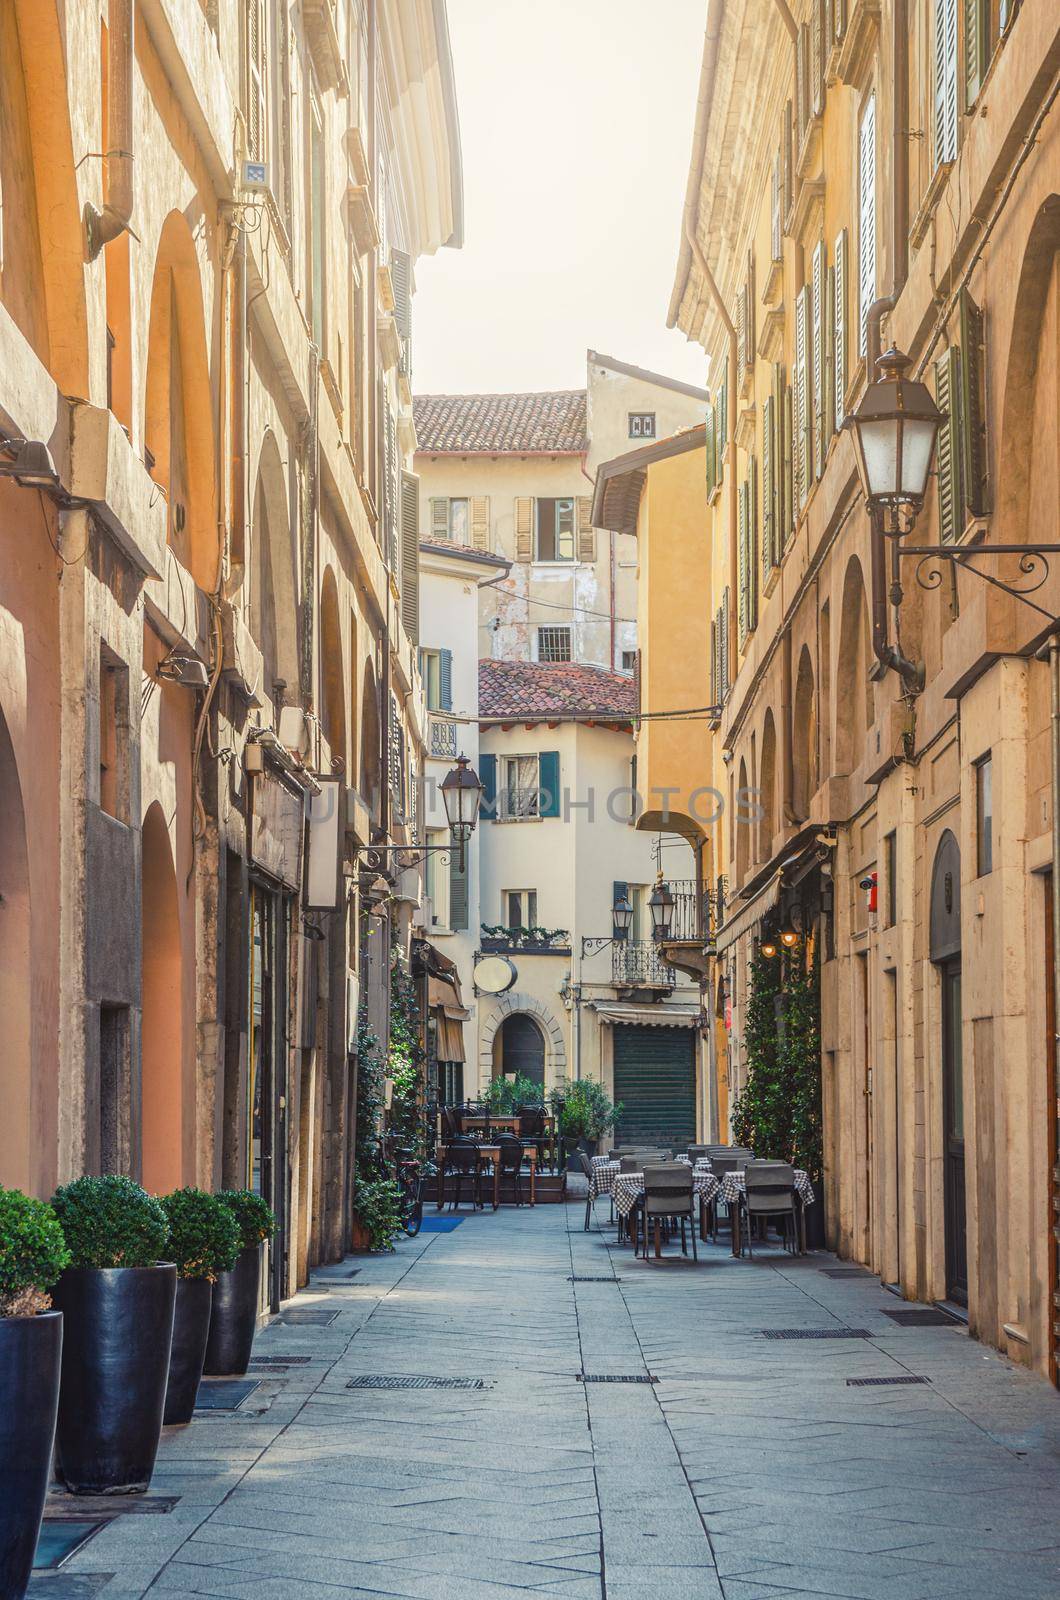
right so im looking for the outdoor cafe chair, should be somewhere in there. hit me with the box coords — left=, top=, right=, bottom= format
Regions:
left=741, top=1162, right=798, bottom=1256
left=438, top=1137, right=484, bottom=1211
left=518, top=1106, right=550, bottom=1171
left=706, top=1152, right=753, bottom=1241
left=496, top=1134, right=526, bottom=1206
left=568, top=1150, right=596, bottom=1231
left=637, top=1165, right=698, bottom=1262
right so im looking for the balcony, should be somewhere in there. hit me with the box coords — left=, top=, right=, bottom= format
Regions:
left=657, top=879, right=716, bottom=982
left=427, top=715, right=458, bottom=760
left=611, top=940, right=676, bottom=992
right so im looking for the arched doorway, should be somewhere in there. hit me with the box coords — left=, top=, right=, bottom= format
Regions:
left=497, top=1014, right=545, bottom=1087
left=930, top=829, right=965, bottom=1304
left=0, top=704, right=31, bottom=1190
left=141, top=803, right=183, bottom=1192
left=250, top=433, right=299, bottom=700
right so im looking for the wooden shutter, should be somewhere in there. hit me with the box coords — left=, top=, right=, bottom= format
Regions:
left=834, top=229, right=849, bottom=431
left=384, top=404, right=398, bottom=569
left=935, top=0, right=959, bottom=167
left=762, top=395, right=776, bottom=580
left=771, top=155, right=782, bottom=263
left=399, top=471, right=419, bottom=644
left=811, top=0, right=825, bottom=118
left=858, top=94, right=877, bottom=359
left=704, top=400, right=717, bottom=495
left=390, top=248, right=412, bottom=340
left=782, top=102, right=794, bottom=230
left=746, top=251, right=756, bottom=374
left=576, top=497, right=596, bottom=562
left=960, top=289, right=988, bottom=516
left=538, top=751, right=561, bottom=818
left=449, top=851, right=468, bottom=930
left=247, top=0, right=267, bottom=161
left=736, top=289, right=747, bottom=391
left=431, top=497, right=449, bottom=539
left=737, top=479, right=749, bottom=645
left=782, top=378, right=794, bottom=543
left=710, top=616, right=719, bottom=704
left=796, top=25, right=809, bottom=144
left=515, top=497, right=534, bottom=562
left=718, top=375, right=728, bottom=457
left=747, top=456, right=758, bottom=633
left=721, top=587, right=731, bottom=696
left=965, top=0, right=987, bottom=110
left=811, top=242, right=825, bottom=480
left=438, top=647, right=452, bottom=711
left=478, top=752, right=497, bottom=819
left=471, top=495, right=491, bottom=551
left=823, top=261, right=835, bottom=457
left=794, top=285, right=811, bottom=509
left=834, top=0, right=847, bottom=41
left=935, top=347, right=964, bottom=544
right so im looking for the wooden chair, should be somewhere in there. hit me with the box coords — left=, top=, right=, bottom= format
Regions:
left=438, top=1138, right=484, bottom=1211
left=637, top=1165, right=697, bottom=1262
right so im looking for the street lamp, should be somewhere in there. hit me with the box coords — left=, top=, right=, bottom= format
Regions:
left=848, top=348, right=944, bottom=524
left=648, top=875, right=675, bottom=942
left=611, top=893, right=633, bottom=941
left=440, top=754, right=483, bottom=858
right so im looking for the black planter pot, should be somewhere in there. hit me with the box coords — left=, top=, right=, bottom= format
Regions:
left=52, top=1264, right=176, bottom=1495
left=803, top=1192, right=826, bottom=1251
left=0, top=1311, right=62, bottom=1599
left=163, top=1278, right=213, bottom=1426
left=203, top=1245, right=260, bottom=1376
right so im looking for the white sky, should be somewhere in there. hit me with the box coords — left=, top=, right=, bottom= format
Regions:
left=412, top=0, right=709, bottom=396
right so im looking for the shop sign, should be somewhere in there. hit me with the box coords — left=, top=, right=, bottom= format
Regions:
left=250, top=770, right=305, bottom=890
left=306, top=778, right=344, bottom=910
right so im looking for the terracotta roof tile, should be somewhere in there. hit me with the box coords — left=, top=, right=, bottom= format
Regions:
left=414, top=390, right=588, bottom=454
left=419, top=537, right=510, bottom=568
left=479, top=659, right=636, bottom=720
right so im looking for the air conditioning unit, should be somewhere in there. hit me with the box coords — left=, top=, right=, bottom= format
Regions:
left=277, top=705, right=310, bottom=757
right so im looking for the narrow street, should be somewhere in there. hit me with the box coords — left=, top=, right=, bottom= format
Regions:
left=46, top=1205, right=1060, bottom=1600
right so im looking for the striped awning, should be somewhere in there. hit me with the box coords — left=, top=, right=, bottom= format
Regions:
left=714, top=872, right=782, bottom=955
left=590, top=1002, right=703, bottom=1030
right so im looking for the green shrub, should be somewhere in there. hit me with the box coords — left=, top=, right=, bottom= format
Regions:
left=216, top=1189, right=276, bottom=1251
left=50, top=1175, right=169, bottom=1271
left=0, top=1187, right=71, bottom=1316
left=485, top=1074, right=544, bottom=1113
left=555, top=1078, right=621, bottom=1141
left=354, top=1177, right=403, bottom=1251
left=160, top=1189, right=242, bottom=1281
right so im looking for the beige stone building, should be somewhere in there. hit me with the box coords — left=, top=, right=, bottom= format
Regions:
left=655, top=0, right=1060, bottom=1378
left=0, top=0, right=460, bottom=1303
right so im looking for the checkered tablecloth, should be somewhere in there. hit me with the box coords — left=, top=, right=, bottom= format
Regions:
left=717, top=1170, right=815, bottom=1206
left=588, top=1160, right=621, bottom=1201
left=612, top=1171, right=720, bottom=1220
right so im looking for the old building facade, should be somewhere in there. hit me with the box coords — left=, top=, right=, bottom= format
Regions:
left=0, top=0, right=460, bottom=1301
left=657, top=0, right=1060, bottom=1377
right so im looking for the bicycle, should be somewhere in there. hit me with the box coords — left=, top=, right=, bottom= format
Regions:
left=391, top=1146, right=426, bottom=1236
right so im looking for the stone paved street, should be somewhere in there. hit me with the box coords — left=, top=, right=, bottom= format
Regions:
left=39, top=1202, right=1060, bottom=1600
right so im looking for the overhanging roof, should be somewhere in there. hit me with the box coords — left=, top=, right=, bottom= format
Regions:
left=591, top=1001, right=703, bottom=1029
left=591, top=425, right=707, bottom=535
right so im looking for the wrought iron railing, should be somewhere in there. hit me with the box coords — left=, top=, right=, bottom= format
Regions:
left=612, top=940, right=677, bottom=989
left=662, top=880, right=712, bottom=942
left=427, top=716, right=458, bottom=759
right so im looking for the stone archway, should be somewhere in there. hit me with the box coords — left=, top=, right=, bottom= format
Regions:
left=479, top=992, right=566, bottom=1089
left=141, top=801, right=184, bottom=1193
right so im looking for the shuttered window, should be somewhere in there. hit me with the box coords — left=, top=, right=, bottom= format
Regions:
left=515, top=497, right=534, bottom=563
left=704, top=399, right=718, bottom=496
left=247, top=0, right=267, bottom=161
left=721, top=587, right=731, bottom=694
left=823, top=260, right=836, bottom=458
left=718, top=375, right=729, bottom=458
left=960, top=290, right=988, bottom=516
left=811, top=241, right=826, bottom=480
left=796, top=24, right=809, bottom=146
left=576, top=496, right=596, bottom=563
left=965, top=0, right=988, bottom=109
left=430, top=497, right=448, bottom=539
left=782, top=101, right=794, bottom=230
left=762, top=393, right=776, bottom=581
left=934, top=0, right=959, bottom=166
left=737, top=479, right=750, bottom=645
left=811, top=0, right=825, bottom=118
left=399, top=471, right=419, bottom=645
left=771, top=154, right=783, bottom=264
left=935, top=346, right=964, bottom=544
left=782, top=377, right=794, bottom=545
left=471, top=495, right=491, bottom=551
left=390, top=249, right=412, bottom=340
left=794, top=285, right=812, bottom=510
left=858, top=94, right=877, bottom=359
left=834, top=0, right=847, bottom=41
left=834, top=228, right=849, bottom=431
left=449, top=850, right=468, bottom=931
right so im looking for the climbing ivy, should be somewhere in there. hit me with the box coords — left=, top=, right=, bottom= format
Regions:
left=731, top=939, right=822, bottom=1180
left=387, top=954, right=428, bottom=1164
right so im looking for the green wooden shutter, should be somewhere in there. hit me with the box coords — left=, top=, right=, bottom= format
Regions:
left=438, top=647, right=452, bottom=711
left=399, top=471, right=420, bottom=644
left=718, top=375, right=728, bottom=458
left=710, top=616, right=719, bottom=704
left=538, top=750, right=561, bottom=818
left=782, top=378, right=794, bottom=545
left=737, top=479, right=749, bottom=645
left=612, top=1024, right=696, bottom=1149
left=762, top=394, right=776, bottom=581
left=479, top=752, right=497, bottom=819
left=449, top=850, right=468, bottom=930
left=811, top=241, right=825, bottom=480
left=747, top=456, right=758, bottom=633
left=722, top=587, right=731, bottom=695
left=834, top=229, right=848, bottom=430
left=964, top=0, right=988, bottom=110
left=935, top=347, right=964, bottom=544
left=936, top=0, right=959, bottom=165
left=960, top=289, right=988, bottom=517
left=704, top=400, right=717, bottom=495
left=794, top=285, right=811, bottom=509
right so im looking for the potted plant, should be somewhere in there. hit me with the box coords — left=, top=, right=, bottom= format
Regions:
left=202, top=1190, right=275, bottom=1377
left=0, top=1187, right=70, bottom=1599
left=159, top=1190, right=241, bottom=1424
left=558, top=1080, right=621, bottom=1159
left=49, top=1175, right=173, bottom=1495
left=351, top=1177, right=403, bottom=1252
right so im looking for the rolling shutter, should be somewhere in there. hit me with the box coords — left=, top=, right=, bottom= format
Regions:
left=858, top=95, right=877, bottom=359
left=538, top=751, right=561, bottom=819
left=960, top=289, right=988, bottom=517
left=399, top=471, right=419, bottom=644
left=934, top=0, right=959, bottom=166
left=515, top=497, right=534, bottom=562
left=612, top=1025, right=697, bottom=1150
left=834, top=229, right=848, bottom=430
left=478, top=752, right=497, bottom=820
left=576, top=497, right=596, bottom=562
left=935, top=347, right=964, bottom=545
left=471, top=495, right=491, bottom=551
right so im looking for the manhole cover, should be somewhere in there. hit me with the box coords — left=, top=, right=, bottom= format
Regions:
left=194, top=1379, right=261, bottom=1410
left=882, top=1308, right=960, bottom=1327
left=760, top=1328, right=873, bottom=1340
left=345, top=1375, right=487, bottom=1390
left=820, top=1267, right=876, bottom=1279
left=846, top=1375, right=931, bottom=1386
left=577, top=1373, right=658, bottom=1383
left=272, top=1309, right=339, bottom=1327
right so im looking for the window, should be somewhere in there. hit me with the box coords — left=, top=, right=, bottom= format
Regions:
left=857, top=93, right=877, bottom=359
left=535, top=497, right=575, bottom=561
left=629, top=412, right=656, bottom=439
left=424, top=829, right=449, bottom=927
left=934, top=0, right=959, bottom=167
left=621, top=650, right=637, bottom=672
left=98, top=642, right=129, bottom=822
left=537, top=626, right=571, bottom=663
left=505, top=889, right=538, bottom=933
left=884, top=831, right=897, bottom=928
left=499, top=754, right=540, bottom=820
left=307, top=96, right=326, bottom=352
left=447, top=497, right=469, bottom=543
left=420, top=647, right=452, bottom=713
left=975, top=754, right=993, bottom=876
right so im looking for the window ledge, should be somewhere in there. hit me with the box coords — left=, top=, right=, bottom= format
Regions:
left=762, top=258, right=784, bottom=308
left=762, top=565, right=781, bottom=601
left=910, top=160, right=954, bottom=251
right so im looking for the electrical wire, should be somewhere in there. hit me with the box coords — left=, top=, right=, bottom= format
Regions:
left=481, top=590, right=637, bottom=626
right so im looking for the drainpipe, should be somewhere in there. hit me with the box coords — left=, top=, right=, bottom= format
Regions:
left=85, top=0, right=134, bottom=259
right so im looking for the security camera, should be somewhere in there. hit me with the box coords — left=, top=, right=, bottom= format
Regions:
left=858, top=875, right=875, bottom=892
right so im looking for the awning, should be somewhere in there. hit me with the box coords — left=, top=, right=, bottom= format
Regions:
left=714, top=872, right=782, bottom=955
left=436, top=1009, right=466, bottom=1063
left=427, top=972, right=469, bottom=1063
left=590, top=1001, right=703, bottom=1030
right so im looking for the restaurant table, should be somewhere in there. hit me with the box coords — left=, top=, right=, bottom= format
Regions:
left=611, top=1169, right=720, bottom=1221
left=717, top=1169, right=814, bottom=1256
left=438, top=1143, right=538, bottom=1209
left=460, top=1115, right=521, bottom=1135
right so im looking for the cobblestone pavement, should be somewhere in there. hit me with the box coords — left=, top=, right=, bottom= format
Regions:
left=36, top=1200, right=1060, bottom=1600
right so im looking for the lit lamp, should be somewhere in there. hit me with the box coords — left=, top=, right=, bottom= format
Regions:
left=439, top=754, right=484, bottom=868
left=848, top=348, right=944, bottom=522
left=0, top=438, right=63, bottom=493
left=760, top=937, right=779, bottom=959
left=779, top=928, right=799, bottom=950
left=611, top=893, right=633, bottom=942
left=648, top=876, right=674, bottom=942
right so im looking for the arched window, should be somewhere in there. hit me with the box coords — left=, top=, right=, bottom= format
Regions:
left=759, top=711, right=777, bottom=862
left=319, top=568, right=346, bottom=771
left=360, top=659, right=381, bottom=818
left=792, top=647, right=817, bottom=820
left=250, top=433, right=300, bottom=701
left=835, top=557, right=873, bottom=775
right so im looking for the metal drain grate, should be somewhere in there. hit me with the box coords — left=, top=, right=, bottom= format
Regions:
left=882, top=1308, right=960, bottom=1327
left=194, top=1379, right=261, bottom=1411
left=568, top=1275, right=621, bottom=1283
left=760, top=1328, right=873, bottom=1340
left=345, top=1375, right=487, bottom=1391
left=820, top=1267, right=876, bottom=1279
left=577, top=1373, right=658, bottom=1383
left=271, top=1309, right=340, bottom=1327
left=846, top=1375, right=931, bottom=1386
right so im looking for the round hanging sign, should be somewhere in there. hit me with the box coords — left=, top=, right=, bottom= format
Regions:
left=473, top=954, right=518, bottom=995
